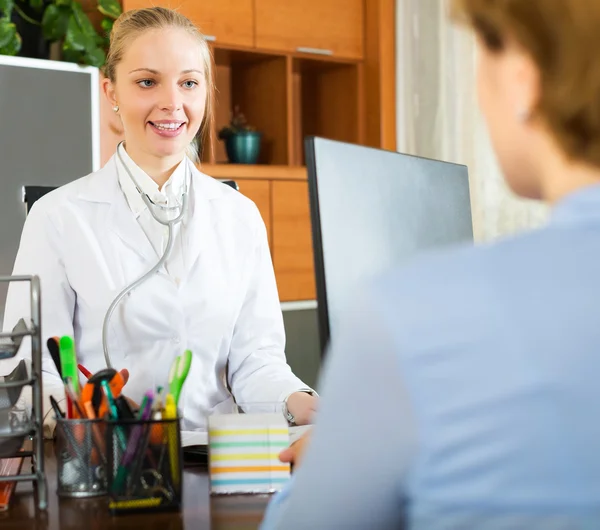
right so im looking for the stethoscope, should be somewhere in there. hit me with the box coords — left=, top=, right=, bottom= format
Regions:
left=102, top=142, right=190, bottom=369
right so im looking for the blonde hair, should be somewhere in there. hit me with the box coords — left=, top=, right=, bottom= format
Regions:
left=104, top=6, right=214, bottom=163
left=451, top=0, right=600, bottom=170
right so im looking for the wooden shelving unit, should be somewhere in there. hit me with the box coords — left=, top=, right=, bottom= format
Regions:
left=111, top=0, right=396, bottom=301
left=201, top=45, right=363, bottom=168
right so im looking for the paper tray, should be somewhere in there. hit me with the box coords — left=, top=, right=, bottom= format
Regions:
left=0, top=360, right=32, bottom=411
left=0, top=319, right=30, bottom=361
left=0, top=409, right=32, bottom=458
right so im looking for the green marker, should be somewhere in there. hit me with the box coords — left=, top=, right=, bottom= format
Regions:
left=59, top=336, right=79, bottom=393
left=168, top=349, right=192, bottom=406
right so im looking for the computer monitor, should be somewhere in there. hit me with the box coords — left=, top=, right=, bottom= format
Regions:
left=306, top=137, right=474, bottom=355
left=0, top=55, right=100, bottom=323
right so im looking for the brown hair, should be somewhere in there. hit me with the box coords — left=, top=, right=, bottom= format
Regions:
left=451, top=0, right=600, bottom=168
left=104, top=7, right=214, bottom=162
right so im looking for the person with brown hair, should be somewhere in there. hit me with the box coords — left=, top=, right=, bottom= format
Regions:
left=260, top=1, right=600, bottom=528
left=2, top=6, right=317, bottom=437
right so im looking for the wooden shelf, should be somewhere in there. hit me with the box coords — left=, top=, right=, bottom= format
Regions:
left=291, top=57, right=362, bottom=165
left=198, top=163, right=307, bottom=181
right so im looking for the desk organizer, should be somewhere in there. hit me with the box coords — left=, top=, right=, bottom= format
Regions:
left=0, top=275, right=47, bottom=510
left=55, top=417, right=107, bottom=498
left=106, top=417, right=183, bottom=515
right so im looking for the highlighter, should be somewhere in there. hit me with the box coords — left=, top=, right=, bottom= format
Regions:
left=163, top=393, right=179, bottom=488
left=168, top=349, right=192, bottom=406
left=59, top=336, right=79, bottom=394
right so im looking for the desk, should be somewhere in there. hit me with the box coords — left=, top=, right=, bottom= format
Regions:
left=2, top=442, right=271, bottom=529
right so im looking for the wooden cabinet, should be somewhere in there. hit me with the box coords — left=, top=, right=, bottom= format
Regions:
left=215, top=174, right=315, bottom=302
left=122, top=0, right=254, bottom=48
left=271, top=181, right=316, bottom=302
left=236, top=179, right=272, bottom=248
left=255, top=0, right=364, bottom=59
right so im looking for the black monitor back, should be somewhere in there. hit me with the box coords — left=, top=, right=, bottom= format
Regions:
left=306, top=137, right=474, bottom=355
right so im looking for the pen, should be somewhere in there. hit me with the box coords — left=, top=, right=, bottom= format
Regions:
left=47, top=337, right=62, bottom=378
left=78, top=364, right=92, bottom=379
left=49, top=395, right=65, bottom=419
left=50, top=394, right=80, bottom=457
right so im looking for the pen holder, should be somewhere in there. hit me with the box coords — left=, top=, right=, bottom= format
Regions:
left=55, top=416, right=107, bottom=498
left=105, top=417, right=183, bottom=515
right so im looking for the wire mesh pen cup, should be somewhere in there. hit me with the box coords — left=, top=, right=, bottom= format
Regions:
left=105, top=417, right=183, bottom=515
left=55, top=416, right=107, bottom=498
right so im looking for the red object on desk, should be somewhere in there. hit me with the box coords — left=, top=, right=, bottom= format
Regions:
left=0, top=457, right=24, bottom=511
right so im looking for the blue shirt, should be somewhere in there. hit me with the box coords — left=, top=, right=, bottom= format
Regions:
left=260, top=184, right=600, bottom=529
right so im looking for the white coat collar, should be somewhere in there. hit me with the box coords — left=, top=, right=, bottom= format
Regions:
left=76, top=154, right=225, bottom=271
left=115, top=142, right=188, bottom=219
left=77, top=154, right=223, bottom=204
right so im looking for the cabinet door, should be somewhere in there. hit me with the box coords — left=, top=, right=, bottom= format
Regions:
left=236, top=180, right=272, bottom=249
left=122, top=0, right=254, bottom=48
left=272, top=181, right=316, bottom=302
left=255, top=0, right=364, bottom=59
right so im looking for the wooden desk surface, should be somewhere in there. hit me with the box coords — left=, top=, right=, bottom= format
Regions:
left=2, top=442, right=271, bottom=530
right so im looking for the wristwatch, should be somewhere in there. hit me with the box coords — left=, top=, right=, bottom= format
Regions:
left=283, top=400, right=296, bottom=425
left=283, top=389, right=316, bottom=426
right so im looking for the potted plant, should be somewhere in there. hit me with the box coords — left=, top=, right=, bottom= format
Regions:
left=0, top=0, right=122, bottom=67
left=218, top=105, right=262, bottom=164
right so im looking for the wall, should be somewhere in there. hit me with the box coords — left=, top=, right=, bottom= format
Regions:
left=395, top=0, right=548, bottom=242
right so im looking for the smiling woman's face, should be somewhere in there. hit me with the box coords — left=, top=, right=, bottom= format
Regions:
left=103, top=26, right=207, bottom=163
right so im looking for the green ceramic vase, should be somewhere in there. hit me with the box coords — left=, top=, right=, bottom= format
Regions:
left=225, top=131, right=263, bottom=164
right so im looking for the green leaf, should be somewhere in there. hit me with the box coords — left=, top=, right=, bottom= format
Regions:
left=64, top=12, right=89, bottom=51
left=79, top=14, right=97, bottom=42
left=100, top=17, right=113, bottom=34
left=0, top=22, right=20, bottom=55
left=0, top=0, right=13, bottom=17
left=85, top=46, right=105, bottom=67
left=97, top=0, right=121, bottom=20
left=0, top=17, right=15, bottom=46
left=55, top=0, right=72, bottom=6
left=42, top=4, right=70, bottom=41
left=29, top=0, right=44, bottom=11
left=61, top=42, right=81, bottom=63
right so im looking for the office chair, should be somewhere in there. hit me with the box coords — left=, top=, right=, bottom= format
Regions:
left=22, top=186, right=56, bottom=214
left=23, top=180, right=239, bottom=213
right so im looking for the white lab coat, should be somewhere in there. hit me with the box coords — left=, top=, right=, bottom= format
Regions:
left=2, top=155, right=310, bottom=436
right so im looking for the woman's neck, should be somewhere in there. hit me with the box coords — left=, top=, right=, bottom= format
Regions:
left=123, top=143, right=184, bottom=190
left=536, top=139, right=600, bottom=204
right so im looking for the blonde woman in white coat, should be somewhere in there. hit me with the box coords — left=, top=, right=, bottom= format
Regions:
left=2, top=7, right=317, bottom=436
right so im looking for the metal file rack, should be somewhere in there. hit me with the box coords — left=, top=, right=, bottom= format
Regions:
left=0, top=275, right=47, bottom=510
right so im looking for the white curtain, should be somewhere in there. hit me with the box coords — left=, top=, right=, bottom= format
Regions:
left=395, top=0, right=548, bottom=242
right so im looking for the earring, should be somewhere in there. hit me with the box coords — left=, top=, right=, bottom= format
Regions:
left=113, top=104, right=119, bottom=113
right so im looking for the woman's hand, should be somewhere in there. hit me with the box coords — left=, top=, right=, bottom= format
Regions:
left=285, top=391, right=318, bottom=426
left=279, top=431, right=311, bottom=469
